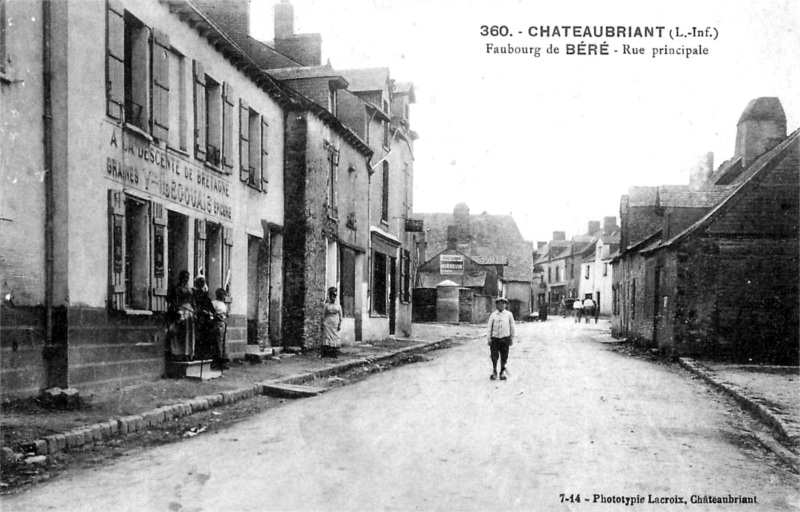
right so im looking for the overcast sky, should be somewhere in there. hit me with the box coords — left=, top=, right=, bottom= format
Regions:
left=250, top=0, right=800, bottom=243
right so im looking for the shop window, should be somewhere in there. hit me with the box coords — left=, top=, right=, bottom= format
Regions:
left=401, top=249, right=411, bottom=303
left=108, top=191, right=168, bottom=312
left=381, top=161, right=389, bottom=223
left=204, top=222, right=223, bottom=293
left=372, top=252, right=387, bottom=315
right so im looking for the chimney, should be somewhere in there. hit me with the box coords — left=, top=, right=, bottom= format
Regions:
left=734, top=97, right=787, bottom=167
left=603, top=216, right=617, bottom=235
left=195, top=0, right=251, bottom=47
left=446, top=226, right=457, bottom=250
left=274, top=0, right=294, bottom=38
left=453, top=203, right=470, bottom=241
left=689, top=152, right=714, bottom=190
left=552, top=231, right=566, bottom=241
left=588, top=221, right=601, bottom=235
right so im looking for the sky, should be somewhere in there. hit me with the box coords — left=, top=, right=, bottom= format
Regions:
left=250, top=0, right=800, bottom=243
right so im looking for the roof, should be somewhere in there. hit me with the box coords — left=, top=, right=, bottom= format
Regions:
left=161, top=0, right=373, bottom=158
left=417, top=211, right=533, bottom=281
left=394, top=82, right=416, bottom=102
left=627, top=186, right=658, bottom=207
left=419, top=271, right=488, bottom=289
left=338, top=67, right=391, bottom=93
left=265, top=64, right=349, bottom=89
left=657, top=185, right=736, bottom=208
left=646, top=127, right=800, bottom=253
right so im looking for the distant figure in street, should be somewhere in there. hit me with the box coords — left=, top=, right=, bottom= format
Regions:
left=210, top=288, right=229, bottom=370
left=572, top=298, right=583, bottom=323
left=487, top=297, right=515, bottom=381
left=538, top=302, right=548, bottom=322
left=321, top=287, right=343, bottom=358
left=582, top=297, right=597, bottom=323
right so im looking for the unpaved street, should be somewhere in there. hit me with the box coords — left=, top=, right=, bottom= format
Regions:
left=4, top=319, right=799, bottom=511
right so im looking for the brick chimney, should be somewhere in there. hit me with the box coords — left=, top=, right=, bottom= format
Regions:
left=552, top=231, right=566, bottom=241
left=602, top=216, right=617, bottom=235
left=587, top=221, right=601, bottom=235
left=274, top=0, right=294, bottom=38
left=274, top=0, right=322, bottom=66
left=734, top=97, right=786, bottom=167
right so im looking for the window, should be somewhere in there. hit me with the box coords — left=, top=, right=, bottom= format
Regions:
left=382, top=120, right=390, bottom=147
left=329, top=84, right=338, bottom=116
left=585, top=265, right=590, bottom=279
left=570, top=262, right=574, bottom=279
left=123, top=12, right=150, bottom=131
left=327, top=148, right=339, bottom=218
left=381, top=161, right=389, bottom=223
left=603, top=262, right=608, bottom=276
left=108, top=191, right=168, bottom=312
left=192, top=60, right=233, bottom=172
left=372, top=252, right=387, bottom=315
left=167, top=50, right=187, bottom=151
left=555, top=266, right=560, bottom=282
left=239, top=100, right=269, bottom=190
left=106, top=2, right=172, bottom=141
left=339, top=246, right=356, bottom=318
left=548, top=267, right=552, bottom=283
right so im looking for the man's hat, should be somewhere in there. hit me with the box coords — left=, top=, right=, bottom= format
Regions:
left=495, top=297, right=508, bottom=304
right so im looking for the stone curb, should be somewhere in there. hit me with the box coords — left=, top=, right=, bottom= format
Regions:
left=678, top=358, right=800, bottom=458
left=25, top=338, right=452, bottom=457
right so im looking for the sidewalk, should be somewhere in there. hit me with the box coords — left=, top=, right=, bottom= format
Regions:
left=0, top=323, right=486, bottom=462
left=584, top=320, right=799, bottom=464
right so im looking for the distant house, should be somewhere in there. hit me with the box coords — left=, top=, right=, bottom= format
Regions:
left=415, top=204, right=533, bottom=320
left=613, top=98, right=799, bottom=364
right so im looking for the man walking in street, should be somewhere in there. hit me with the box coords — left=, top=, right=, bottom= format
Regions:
left=582, top=296, right=596, bottom=323
left=488, top=297, right=515, bottom=381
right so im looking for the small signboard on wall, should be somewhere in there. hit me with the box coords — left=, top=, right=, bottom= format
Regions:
left=440, top=254, right=464, bottom=275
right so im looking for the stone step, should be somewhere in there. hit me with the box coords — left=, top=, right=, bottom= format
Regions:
left=260, top=382, right=327, bottom=399
left=166, top=359, right=222, bottom=380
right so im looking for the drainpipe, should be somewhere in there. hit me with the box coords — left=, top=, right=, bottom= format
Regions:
left=43, top=0, right=54, bottom=345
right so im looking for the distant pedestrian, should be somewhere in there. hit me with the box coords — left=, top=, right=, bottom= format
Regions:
left=582, top=297, right=596, bottom=323
left=538, top=302, right=548, bottom=322
left=321, top=287, right=343, bottom=358
left=487, top=297, right=515, bottom=381
left=166, top=270, right=195, bottom=361
left=192, top=276, right=214, bottom=360
left=572, top=298, right=583, bottom=323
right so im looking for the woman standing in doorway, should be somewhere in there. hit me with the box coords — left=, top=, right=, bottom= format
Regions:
left=167, top=270, right=195, bottom=361
left=320, top=287, right=343, bottom=358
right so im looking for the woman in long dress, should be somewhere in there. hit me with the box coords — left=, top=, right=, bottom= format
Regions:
left=168, top=270, right=195, bottom=361
left=321, top=287, right=343, bottom=358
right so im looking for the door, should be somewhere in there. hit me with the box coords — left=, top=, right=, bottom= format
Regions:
left=389, top=256, right=397, bottom=335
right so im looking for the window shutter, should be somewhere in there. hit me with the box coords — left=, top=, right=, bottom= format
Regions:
left=193, top=60, right=206, bottom=161
left=150, top=202, right=168, bottom=311
left=239, top=99, right=250, bottom=183
left=108, top=190, right=126, bottom=309
left=195, top=218, right=206, bottom=278
left=222, top=82, right=235, bottom=172
left=222, top=227, right=233, bottom=303
left=260, top=118, right=269, bottom=191
left=152, top=30, right=170, bottom=142
left=106, top=0, right=124, bottom=120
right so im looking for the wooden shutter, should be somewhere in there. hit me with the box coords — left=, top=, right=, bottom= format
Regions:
left=150, top=202, right=168, bottom=311
left=260, top=118, right=269, bottom=191
left=193, top=60, right=206, bottom=161
left=106, top=0, right=124, bottom=120
left=222, top=82, right=235, bottom=172
left=223, top=227, right=233, bottom=303
left=195, top=218, right=206, bottom=278
left=109, top=190, right=126, bottom=309
left=239, top=99, right=250, bottom=182
left=152, top=30, right=170, bottom=141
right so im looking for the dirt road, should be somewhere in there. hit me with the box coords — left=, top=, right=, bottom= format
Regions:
left=4, top=319, right=798, bottom=511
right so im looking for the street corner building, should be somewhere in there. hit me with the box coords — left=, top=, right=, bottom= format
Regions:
left=0, top=0, right=418, bottom=399
left=611, top=97, right=799, bottom=364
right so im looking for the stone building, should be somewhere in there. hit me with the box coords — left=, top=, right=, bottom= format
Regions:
left=415, top=205, right=533, bottom=320
left=612, top=98, right=799, bottom=363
